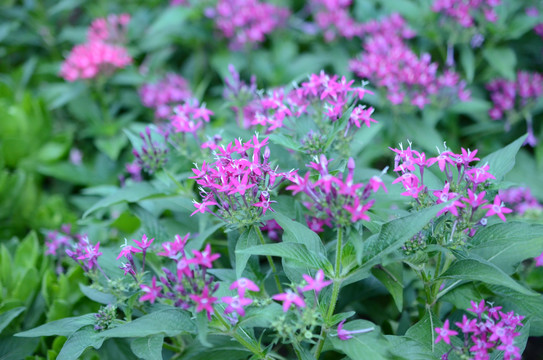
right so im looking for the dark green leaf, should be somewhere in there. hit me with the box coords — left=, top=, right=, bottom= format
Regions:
left=130, top=335, right=164, bottom=360
left=56, top=326, right=105, bottom=360
left=459, top=45, right=475, bottom=83
left=469, top=222, right=543, bottom=274
left=273, top=212, right=325, bottom=255
left=235, top=226, right=259, bottom=278
left=478, top=135, right=527, bottom=182
left=238, top=243, right=333, bottom=273
left=371, top=263, right=403, bottom=311
left=404, top=309, right=451, bottom=355
left=100, top=309, right=196, bottom=339
left=482, top=47, right=517, bottom=80
left=83, top=182, right=163, bottom=218
left=16, top=314, right=95, bottom=337
left=0, top=307, right=25, bottom=334
left=79, top=284, right=117, bottom=305
left=329, top=320, right=389, bottom=360
left=439, top=258, right=536, bottom=296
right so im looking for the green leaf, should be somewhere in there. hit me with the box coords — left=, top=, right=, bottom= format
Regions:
left=14, top=231, right=39, bottom=270
left=439, top=257, right=536, bottom=296
left=386, top=335, right=436, bottom=360
left=268, top=133, right=301, bottom=151
left=482, top=47, right=517, bottom=80
left=404, top=310, right=450, bottom=355
left=83, top=182, right=163, bottom=218
left=130, top=335, right=164, bottom=360
left=478, top=135, right=527, bottom=182
left=100, top=309, right=196, bottom=339
left=235, top=226, right=259, bottom=278
left=56, top=326, right=105, bottom=360
left=79, top=284, right=117, bottom=305
left=12, top=268, right=39, bottom=303
left=94, top=134, right=128, bottom=161
left=0, top=306, right=25, bottom=334
left=371, top=264, right=403, bottom=311
left=0, top=336, right=39, bottom=360
left=16, top=314, right=95, bottom=337
left=361, top=203, right=447, bottom=268
left=272, top=212, right=325, bottom=255
left=469, top=222, right=543, bottom=274
left=238, top=243, right=333, bottom=274
left=329, top=320, right=389, bottom=360
left=195, top=311, right=211, bottom=347
left=448, top=98, right=492, bottom=115
left=459, top=45, right=475, bottom=83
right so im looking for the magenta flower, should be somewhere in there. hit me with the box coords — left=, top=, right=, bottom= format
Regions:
left=334, top=320, right=375, bottom=341
left=344, top=198, right=374, bottom=222
left=157, top=233, right=189, bottom=258
left=192, top=244, right=220, bottom=268
left=117, top=243, right=142, bottom=260
left=189, top=286, right=218, bottom=320
left=482, top=195, right=513, bottom=222
left=467, top=299, right=488, bottom=317
left=302, top=269, right=332, bottom=293
left=230, top=277, right=260, bottom=297
left=133, top=234, right=154, bottom=250
left=462, top=189, right=488, bottom=209
left=176, top=257, right=194, bottom=280
left=139, top=276, right=162, bottom=304
left=427, top=152, right=455, bottom=172
left=435, top=319, right=458, bottom=345
left=535, top=252, right=543, bottom=267
left=455, top=315, right=477, bottom=333
left=272, top=290, right=306, bottom=312
left=191, top=200, right=218, bottom=216
left=221, top=296, right=253, bottom=317
left=433, top=182, right=458, bottom=204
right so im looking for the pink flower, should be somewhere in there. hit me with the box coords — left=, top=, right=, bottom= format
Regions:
left=435, top=319, right=458, bottom=345
left=139, top=276, right=162, bottom=304
left=192, top=244, right=220, bottom=268
left=230, top=277, right=260, bottom=296
left=221, top=295, right=253, bottom=317
left=117, top=243, right=142, bottom=260
left=427, top=152, right=455, bottom=172
left=272, top=290, right=306, bottom=312
left=368, top=176, right=388, bottom=193
left=302, top=269, right=332, bottom=293
left=482, top=195, right=513, bottom=222
left=190, top=286, right=218, bottom=320
left=467, top=299, right=488, bottom=317
left=534, top=251, right=543, bottom=267
left=344, top=198, right=374, bottom=222
left=133, top=234, right=154, bottom=250
left=462, top=189, right=488, bottom=209
left=191, top=200, right=218, bottom=216
left=334, top=320, right=374, bottom=340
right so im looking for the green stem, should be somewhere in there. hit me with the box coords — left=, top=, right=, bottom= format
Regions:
left=314, top=226, right=344, bottom=359
left=215, top=311, right=268, bottom=359
left=254, top=225, right=283, bottom=293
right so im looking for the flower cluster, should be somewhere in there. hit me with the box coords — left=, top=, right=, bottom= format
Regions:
left=350, top=14, right=470, bottom=110
left=169, top=100, right=213, bottom=137
left=117, top=234, right=155, bottom=280
left=60, top=14, right=132, bottom=82
left=139, top=73, right=193, bottom=118
left=223, top=64, right=258, bottom=128
left=391, top=143, right=512, bottom=246
left=309, top=0, right=363, bottom=41
left=212, top=0, right=289, bottom=50
left=138, top=234, right=221, bottom=320
left=435, top=300, right=524, bottom=360
left=87, top=13, right=131, bottom=44
left=269, top=270, right=332, bottom=342
left=94, top=304, right=117, bottom=331
left=499, top=186, right=542, bottom=216
left=132, top=126, right=170, bottom=174
left=287, top=155, right=385, bottom=231
left=190, top=135, right=290, bottom=227
left=65, top=235, right=105, bottom=276
left=431, top=0, right=500, bottom=27
left=486, top=71, right=543, bottom=146
left=229, top=70, right=375, bottom=150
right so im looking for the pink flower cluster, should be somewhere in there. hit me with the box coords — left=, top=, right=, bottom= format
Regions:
left=139, top=73, right=193, bottom=118
left=287, top=155, right=385, bottom=232
left=435, top=300, right=524, bottom=360
left=499, top=186, right=542, bottom=216
left=131, top=126, right=170, bottom=175
left=236, top=70, right=375, bottom=137
left=65, top=235, right=103, bottom=273
left=138, top=234, right=221, bottom=320
left=431, top=0, right=500, bottom=27
left=117, top=234, right=155, bottom=279
left=486, top=71, right=542, bottom=146
left=169, top=101, right=213, bottom=136
left=391, top=144, right=512, bottom=234
left=222, top=277, right=260, bottom=321
left=309, top=0, right=363, bottom=41
left=350, top=14, right=470, bottom=110
left=213, top=0, right=289, bottom=49
left=45, top=224, right=75, bottom=257
left=272, top=269, right=332, bottom=312
left=87, top=13, right=131, bottom=44
left=60, top=14, right=132, bottom=82
left=190, top=135, right=290, bottom=226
